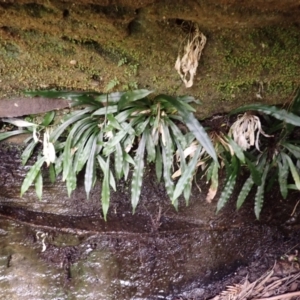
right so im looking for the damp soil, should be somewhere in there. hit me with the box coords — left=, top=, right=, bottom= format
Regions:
left=0, top=144, right=300, bottom=299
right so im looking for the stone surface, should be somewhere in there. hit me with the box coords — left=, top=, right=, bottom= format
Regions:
left=0, top=144, right=297, bottom=298
left=0, top=2, right=300, bottom=297
left=0, top=0, right=299, bottom=117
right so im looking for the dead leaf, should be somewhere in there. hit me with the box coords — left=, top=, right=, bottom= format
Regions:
left=206, top=187, right=217, bottom=203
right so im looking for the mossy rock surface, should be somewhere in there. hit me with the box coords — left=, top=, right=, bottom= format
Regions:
left=0, top=0, right=299, bottom=118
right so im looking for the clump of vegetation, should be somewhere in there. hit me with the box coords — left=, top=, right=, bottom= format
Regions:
left=228, top=92, right=300, bottom=218
left=0, top=89, right=216, bottom=220
left=201, top=88, right=300, bottom=218
left=1, top=88, right=300, bottom=220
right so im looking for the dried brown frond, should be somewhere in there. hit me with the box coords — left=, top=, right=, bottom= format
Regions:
left=210, top=256, right=300, bottom=300
left=229, top=112, right=271, bottom=151
left=175, top=25, right=207, bottom=88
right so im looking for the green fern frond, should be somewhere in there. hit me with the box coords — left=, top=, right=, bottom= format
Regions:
left=236, top=176, right=254, bottom=210
left=254, top=164, right=270, bottom=219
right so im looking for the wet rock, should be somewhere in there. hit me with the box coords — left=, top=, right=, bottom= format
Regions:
left=0, top=144, right=298, bottom=298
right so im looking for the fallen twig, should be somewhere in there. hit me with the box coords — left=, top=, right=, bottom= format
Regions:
left=291, top=199, right=300, bottom=216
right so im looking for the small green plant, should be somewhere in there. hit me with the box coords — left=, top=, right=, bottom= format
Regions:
left=0, top=89, right=217, bottom=220
left=0, top=111, right=56, bottom=200
left=117, top=57, right=127, bottom=67
left=227, top=89, right=300, bottom=218
left=122, top=81, right=138, bottom=91
left=172, top=88, right=300, bottom=219
left=209, top=88, right=300, bottom=218
left=105, top=77, right=120, bottom=92
left=129, top=63, right=139, bottom=76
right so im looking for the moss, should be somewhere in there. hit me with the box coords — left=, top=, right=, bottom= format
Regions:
left=0, top=41, right=19, bottom=58
left=195, top=25, right=300, bottom=108
left=0, top=3, right=299, bottom=119
left=22, top=3, right=55, bottom=18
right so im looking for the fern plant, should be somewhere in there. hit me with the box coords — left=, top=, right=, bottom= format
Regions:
left=172, top=88, right=300, bottom=219
left=0, top=89, right=217, bottom=220
left=2, top=88, right=300, bottom=220
left=174, top=124, right=256, bottom=211
left=227, top=88, right=300, bottom=218
left=0, top=111, right=57, bottom=200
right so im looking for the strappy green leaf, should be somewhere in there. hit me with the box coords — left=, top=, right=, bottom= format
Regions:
left=282, top=142, right=300, bottom=160
left=155, top=145, right=162, bottom=182
left=156, top=94, right=196, bottom=112
left=155, top=95, right=217, bottom=162
left=66, top=169, right=77, bottom=197
left=95, top=92, right=124, bottom=104
left=226, top=137, right=245, bottom=163
left=254, top=164, right=270, bottom=219
left=114, top=143, right=124, bottom=180
left=92, top=105, right=118, bottom=116
left=217, top=157, right=239, bottom=213
left=217, top=173, right=236, bottom=213
left=161, top=125, right=174, bottom=200
left=167, top=118, right=187, bottom=149
left=245, top=157, right=262, bottom=186
left=118, top=89, right=153, bottom=110
left=35, top=171, right=43, bottom=200
left=131, top=132, right=146, bottom=213
left=54, top=154, right=63, bottom=176
left=84, top=134, right=98, bottom=198
left=236, top=176, right=254, bottom=210
left=182, top=112, right=217, bottom=162
left=41, top=111, right=56, bottom=127
left=122, top=155, right=130, bottom=181
left=21, top=156, right=45, bottom=197
left=24, top=90, right=94, bottom=99
left=100, top=156, right=111, bottom=221
left=49, top=163, right=56, bottom=184
left=277, top=153, right=289, bottom=199
left=174, top=141, right=187, bottom=178
left=183, top=180, right=192, bottom=205
left=172, top=146, right=201, bottom=204
left=21, top=139, right=38, bottom=165
left=207, top=160, right=219, bottom=203
left=104, top=123, right=134, bottom=152
left=2, top=118, right=37, bottom=127
left=283, top=153, right=300, bottom=190
left=0, top=129, right=28, bottom=141
left=76, top=130, right=97, bottom=173
left=232, top=104, right=300, bottom=126
left=25, top=90, right=101, bottom=106
left=50, top=107, right=94, bottom=142
left=135, top=117, right=150, bottom=136
left=71, top=119, right=95, bottom=146
left=97, top=155, right=116, bottom=191
left=62, top=118, right=91, bottom=181
left=144, top=127, right=156, bottom=163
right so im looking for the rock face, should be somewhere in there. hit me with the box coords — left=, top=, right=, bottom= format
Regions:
left=0, top=144, right=291, bottom=299
left=0, top=0, right=300, bottom=117
left=0, top=2, right=300, bottom=298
